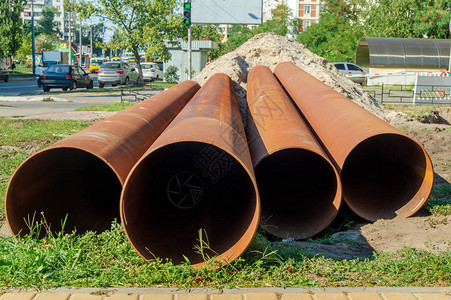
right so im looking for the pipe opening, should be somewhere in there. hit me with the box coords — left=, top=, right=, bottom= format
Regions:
left=122, top=141, right=258, bottom=265
left=256, top=148, right=339, bottom=239
left=341, top=134, right=427, bottom=221
left=6, top=148, right=122, bottom=236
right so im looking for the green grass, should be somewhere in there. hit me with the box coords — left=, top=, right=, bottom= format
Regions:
left=425, top=184, right=451, bottom=216
left=151, top=81, right=176, bottom=89
left=0, top=223, right=449, bottom=289
left=76, top=102, right=135, bottom=112
left=0, top=117, right=450, bottom=289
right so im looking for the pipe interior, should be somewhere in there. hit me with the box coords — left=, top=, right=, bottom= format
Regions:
left=255, top=148, right=339, bottom=239
left=122, top=141, right=257, bottom=265
left=7, top=148, right=122, bottom=236
left=341, top=134, right=427, bottom=221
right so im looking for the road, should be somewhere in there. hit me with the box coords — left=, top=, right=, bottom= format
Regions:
left=0, top=74, right=99, bottom=96
left=0, top=75, right=160, bottom=117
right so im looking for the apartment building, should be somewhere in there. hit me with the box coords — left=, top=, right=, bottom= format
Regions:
left=262, top=0, right=323, bottom=32
left=22, top=0, right=73, bottom=41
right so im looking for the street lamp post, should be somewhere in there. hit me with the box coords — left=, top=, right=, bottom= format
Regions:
left=31, top=0, right=36, bottom=75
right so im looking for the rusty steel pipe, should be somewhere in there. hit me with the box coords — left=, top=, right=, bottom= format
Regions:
left=275, top=62, right=433, bottom=221
left=246, top=66, right=341, bottom=239
left=5, top=81, right=200, bottom=236
left=121, top=73, right=259, bottom=267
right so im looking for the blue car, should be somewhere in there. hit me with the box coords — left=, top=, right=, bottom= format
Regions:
left=42, top=64, right=93, bottom=92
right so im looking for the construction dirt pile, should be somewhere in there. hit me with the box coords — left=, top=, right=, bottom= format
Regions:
left=194, top=32, right=404, bottom=123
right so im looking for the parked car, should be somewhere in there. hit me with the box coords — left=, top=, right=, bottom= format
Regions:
left=41, top=64, right=93, bottom=92
left=0, top=63, right=9, bottom=82
left=97, top=61, right=138, bottom=88
left=141, top=62, right=164, bottom=81
left=331, top=62, right=367, bottom=84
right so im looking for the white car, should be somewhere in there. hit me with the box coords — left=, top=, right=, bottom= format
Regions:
left=332, top=62, right=367, bottom=85
left=141, top=62, right=164, bottom=82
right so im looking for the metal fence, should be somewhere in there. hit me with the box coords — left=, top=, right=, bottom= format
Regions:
left=364, top=83, right=451, bottom=105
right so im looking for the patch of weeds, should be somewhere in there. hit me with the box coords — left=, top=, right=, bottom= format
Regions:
left=425, top=184, right=451, bottom=216
left=41, top=97, right=54, bottom=102
left=428, top=217, right=448, bottom=228
left=76, top=102, right=134, bottom=112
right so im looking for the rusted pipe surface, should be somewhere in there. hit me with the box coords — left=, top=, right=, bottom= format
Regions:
left=246, top=66, right=341, bottom=239
left=5, top=81, right=200, bottom=236
left=275, top=62, right=433, bottom=221
left=121, top=73, right=259, bottom=267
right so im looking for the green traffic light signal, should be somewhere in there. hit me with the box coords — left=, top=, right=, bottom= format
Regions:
left=184, top=3, right=191, bottom=9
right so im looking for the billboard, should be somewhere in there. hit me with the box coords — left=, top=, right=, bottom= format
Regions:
left=191, top=0, right=262, bottom=25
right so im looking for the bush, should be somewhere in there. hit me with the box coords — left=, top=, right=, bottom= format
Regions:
left=164, top=65, right=179, bottom=83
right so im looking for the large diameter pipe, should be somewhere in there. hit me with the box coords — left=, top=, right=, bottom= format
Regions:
left=246, top=66, right=341, bottom=239
left=121, top=73, right=259, bottom=267
left=275, top=62, right=433, bottom=221
left=5, top=81, right=200, bottom=236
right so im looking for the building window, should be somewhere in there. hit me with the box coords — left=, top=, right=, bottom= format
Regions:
left=303, top=20, right=311, bottom=30
left=305, top=5, right=311, bottom=15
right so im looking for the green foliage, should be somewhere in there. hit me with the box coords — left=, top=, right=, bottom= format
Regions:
left=297, top=0, right=364, bottom=62
left=16, top=32, right=32, bottom=60
left=253, top=4, right=292, bottom=37
left=0, top=0, right=27, bottom=57
left=72, top=0, right=184, bottom=82
left=411, top=0, right=451, bottom=38
left=35, top=6, right=62, bottom=37
left=35, top=33, right=59, bottom=52
left=164, top=65, right=179, bottom=83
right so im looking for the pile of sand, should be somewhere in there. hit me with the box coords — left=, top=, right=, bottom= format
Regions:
left=194, top=32, right=399, bottom=122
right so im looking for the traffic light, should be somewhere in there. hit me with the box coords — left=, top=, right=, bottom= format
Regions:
left=183, top=0, right=191, bottom=26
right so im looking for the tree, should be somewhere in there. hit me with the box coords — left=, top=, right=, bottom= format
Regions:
left=35, top=6, right=62, bottom=37
left=72, top=0, right=184, bottom=82
left=0, top=0, right=27, bottom=60
left=17, top=32, right=32, bottom=61
left=411, top=0, right=451, bottom=38
left=253, top=4, right=292, bottom=36
left=297, top=0, right=364, bottom=62
left=361, top=0, right=416, bottom=38
left=36, top=33, right=58, bottom=52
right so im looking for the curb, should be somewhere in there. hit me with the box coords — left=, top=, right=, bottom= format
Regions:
left=9, top=77, right=36, bottom=81
left=0, top=288, right=450, bottom=300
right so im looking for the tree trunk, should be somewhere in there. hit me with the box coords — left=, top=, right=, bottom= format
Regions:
left=132, top=47, right=144, bottom=86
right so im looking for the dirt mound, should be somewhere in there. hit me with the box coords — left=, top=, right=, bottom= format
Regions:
left=194, top=32, right=389, bottom=121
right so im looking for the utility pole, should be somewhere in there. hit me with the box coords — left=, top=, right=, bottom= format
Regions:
left=31, top=0, right=36, bottom=75
left=90, top=21, right=93, bottom=60
left=68, top=2, right=72, bottom=64
left=79, top=18, right=82, bottom=66
left=188, top=25, right=191, bottom=80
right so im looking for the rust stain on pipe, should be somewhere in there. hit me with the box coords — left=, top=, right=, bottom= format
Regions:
left=246, top=66, right=341, bottom=239
left=121, top=73, right=259, bottom=267
left=5, top=81, right=200, bottom=236
left=275, top=62, right=433, bottom=221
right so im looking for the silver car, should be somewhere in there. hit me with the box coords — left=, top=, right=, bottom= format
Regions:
left=98, top=61, right=139, bottom=88
left=332, top=62, right=367, bottom=85
left=141, top=62, right=164, bottom=81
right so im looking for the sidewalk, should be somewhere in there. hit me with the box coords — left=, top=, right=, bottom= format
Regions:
left=0, top=288, right=449, bottom=300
